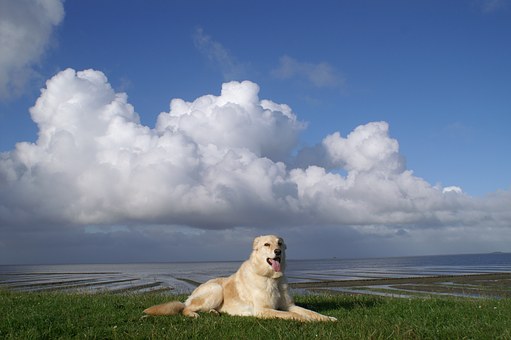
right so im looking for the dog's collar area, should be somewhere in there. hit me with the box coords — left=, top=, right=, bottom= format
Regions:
left=266, top=257, right=282, bottom=272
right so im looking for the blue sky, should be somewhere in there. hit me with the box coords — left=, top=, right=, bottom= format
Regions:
left=1, top=0, right=510, bottom=264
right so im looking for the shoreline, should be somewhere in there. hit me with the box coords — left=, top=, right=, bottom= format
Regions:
left=1, top=271, right=510, bottom=299
left=2, top=253, right=510, bottom=298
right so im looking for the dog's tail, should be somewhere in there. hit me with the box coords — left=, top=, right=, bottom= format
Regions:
left=143, top=301, right=186, bottom=316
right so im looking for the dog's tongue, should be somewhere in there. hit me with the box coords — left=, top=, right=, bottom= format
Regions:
left=270, top=259, right=281, bottom=272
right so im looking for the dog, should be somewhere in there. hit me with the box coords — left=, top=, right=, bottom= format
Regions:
left=143, top=235, right=337, bottom=322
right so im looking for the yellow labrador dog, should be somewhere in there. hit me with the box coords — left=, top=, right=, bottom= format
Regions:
left=144, top=235, right=336, bottom=322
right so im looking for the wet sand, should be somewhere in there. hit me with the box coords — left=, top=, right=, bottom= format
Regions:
left=290, top=272, right=511, bottom=299
left=2, top=256, right=510, bottom=299
left=1, top=271, right=509, bottom=299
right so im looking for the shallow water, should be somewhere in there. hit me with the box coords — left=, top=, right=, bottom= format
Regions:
left=1, top=253, right=510, bottom=295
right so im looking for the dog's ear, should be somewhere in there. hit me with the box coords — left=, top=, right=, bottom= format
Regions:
left=252, top=236, right=262, bottom=250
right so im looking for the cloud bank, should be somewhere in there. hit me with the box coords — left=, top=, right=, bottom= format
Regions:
left=1, top=68, right=510, bottom=240
left=4, top=69, right=509, bottom=229
left=0, top=0, right=64, bottom=99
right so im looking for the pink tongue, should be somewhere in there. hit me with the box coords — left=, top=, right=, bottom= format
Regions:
left=270, top=259, right=281, bottom=272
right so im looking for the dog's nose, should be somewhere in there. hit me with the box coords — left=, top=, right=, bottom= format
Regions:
left=274, top=249, right=282, bottom=255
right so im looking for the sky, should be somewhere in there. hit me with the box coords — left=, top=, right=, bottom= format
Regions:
left=0, top=0, right=510, bottom=265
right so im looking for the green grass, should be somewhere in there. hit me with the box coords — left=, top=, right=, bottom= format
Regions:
left=1, top=290, right=511, bottom=339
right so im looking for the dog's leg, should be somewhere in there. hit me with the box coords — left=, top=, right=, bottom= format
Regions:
left=183, top=282, right=223, bottom=318
left=288, top=305, right=337, bottom=322
left=278, top=284, right=337, bottom=322
left=143, top=301, right=185, bottom=316
left=255, top=308, right=309, bottom=322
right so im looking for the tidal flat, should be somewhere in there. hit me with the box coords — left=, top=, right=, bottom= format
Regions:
left=2, top=253, right=510, bottom=298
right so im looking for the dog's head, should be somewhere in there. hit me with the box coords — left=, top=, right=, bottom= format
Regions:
left=250, top=235, right=286, bottom=278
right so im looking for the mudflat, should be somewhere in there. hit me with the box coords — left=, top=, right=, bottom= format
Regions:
left=290, top=272, right=511, bottom=298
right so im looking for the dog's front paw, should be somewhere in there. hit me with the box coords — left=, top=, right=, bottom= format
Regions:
left=208, top=309, right=220, bottom=316
left=183, top=310, right=200, bottom=318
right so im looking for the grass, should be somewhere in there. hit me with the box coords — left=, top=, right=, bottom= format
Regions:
left=1, top=290, right=511, bottom=339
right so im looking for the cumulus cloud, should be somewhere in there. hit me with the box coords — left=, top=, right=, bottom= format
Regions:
left=272, top=55, right=345, bottom=89
left=1, top=68, right=510, bottom=260
left=0, top=69, right=305, bottom=228
left=0, top=0, right=64, bottom=99
left=156, top=80, right=304, bottom=161
left=323, top=122, right=405, bottom=174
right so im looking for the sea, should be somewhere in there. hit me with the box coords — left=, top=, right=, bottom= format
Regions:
left=1, top=252, right=510, bottom=295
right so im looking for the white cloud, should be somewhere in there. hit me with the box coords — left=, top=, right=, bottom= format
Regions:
left=323, top=121, right=405, bottom=174
left=0, top=69, right=305, bottom=228
left=443, top=186, right=463, bottom=194
left=156, top=80, right=304, bottom=161
left=272, top=55, right=345, bottom=89
left=0, top=0, right=64, bottom=99
left=1, top=69, right=510, bottom=262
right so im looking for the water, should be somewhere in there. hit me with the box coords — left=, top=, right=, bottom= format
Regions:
left=286, top=252, right=511, bottom=281
left=1, top=253, right=510, bottom=295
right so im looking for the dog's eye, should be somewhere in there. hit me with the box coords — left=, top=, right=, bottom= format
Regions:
left=277, top=241, right=282, bottom=246
left=264, top=243, right=270, bottom=247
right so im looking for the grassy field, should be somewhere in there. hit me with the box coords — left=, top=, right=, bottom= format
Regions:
left=1, top=290, right=510, bottom=339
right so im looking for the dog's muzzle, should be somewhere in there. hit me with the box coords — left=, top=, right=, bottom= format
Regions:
left=267, top=256, right=282, bottom=272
